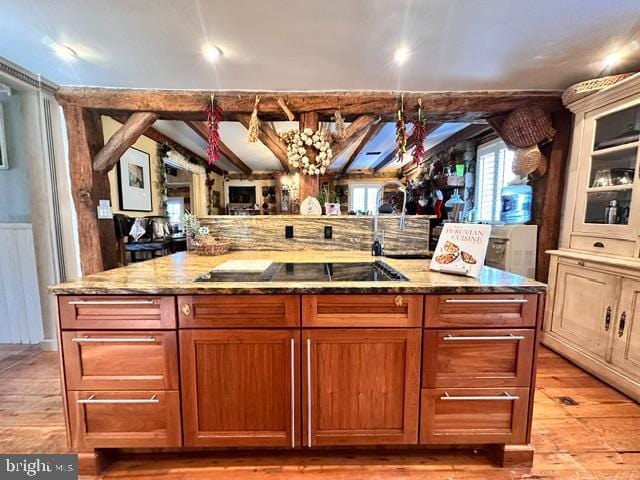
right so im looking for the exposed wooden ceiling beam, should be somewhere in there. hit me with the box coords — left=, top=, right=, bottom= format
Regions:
left=56, top=87, right=563, bottom=122
left=185, top=121, right=252, bottom=175
left=339, top=122, right=385, bottom=176
left=108, top=115, right=226, bottom=176
left=331, top=115, right=381, bottom=160
left=236, top=114, right=290, bottom=172
left=372, top=122, right=441, bottom=173
left=401, top=123, right=492, bottom=174
left=93, top=112, right=158, bottom=173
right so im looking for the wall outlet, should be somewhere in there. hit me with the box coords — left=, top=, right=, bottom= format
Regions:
left=324, top=226, right=332, bottom=239
left=285, top=225, right=294, bottom=238
left=97, top=199, right=113, bottom=219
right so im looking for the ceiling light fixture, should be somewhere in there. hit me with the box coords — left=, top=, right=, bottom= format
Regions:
left=202, top=43, right=223, bottom=63
left=42, top=36, right=78, bottom=61
left=393, top=46, right=410, bottom=65
left=603, top=51, right=622, bottom=69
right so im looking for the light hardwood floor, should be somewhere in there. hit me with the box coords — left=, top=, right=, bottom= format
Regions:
left=0, top=344, right=638, bottom=479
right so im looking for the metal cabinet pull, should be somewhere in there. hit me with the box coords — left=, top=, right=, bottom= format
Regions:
left=78, top=394, right=159, bottom=404
left=394, top=295, right=404, bottom=307
left=306, top=337, right=312, bottom=448
left=181, top=304, right=191, bottom=316
left=72, top=336, right=157, bottom=343
left=605, top=306, right=612, bottom=331
left=593, top=242, right=605, bottom=248
left=444, top=298, right=527, bottom=304
left=618, top=311, right=626, bottom=337
left=443, top=334, right=525, bottom=342
left=440, top=392, right=519, bottom=401
left=290, top=338, right=295, bottom=449
left=68, top=300, right=155, bottom=305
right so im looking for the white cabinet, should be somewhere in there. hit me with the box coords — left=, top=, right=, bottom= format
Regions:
left=610, top=278, right=640, bottom=382
left=543, top=255, right=640, bottom=401
left=549, top=262, right=619, bottom=360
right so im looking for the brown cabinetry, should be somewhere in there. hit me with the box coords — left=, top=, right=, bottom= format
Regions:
left=303, top=294, right=422, bottom=327
left=420, top=388, right=529, bottom=444
left=425, top=294, right=536, bottom=328
left=67, top=390, right=181, bottom=449
left=180, top=329, right=300, bottom=447
left=423, top=329, right=534, bottom=388
left=62, top=331, right=179, bottom=390
left=178, top=295, right=300, bottom=328
left=302, top=328, right=421, bottom=446
left=59, top=296, right=176, bottom=329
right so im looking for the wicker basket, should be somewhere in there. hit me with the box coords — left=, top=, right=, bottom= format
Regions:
left=501, top=104, right=556, bottom=148
left=562, top=73, right=635, bottom=105
left=513, top=145, right=544, bottom=177
left=192, top=235, right=231, bottom=256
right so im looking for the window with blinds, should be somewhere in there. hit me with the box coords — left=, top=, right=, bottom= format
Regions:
left=474, top=139, right=516, bottom=222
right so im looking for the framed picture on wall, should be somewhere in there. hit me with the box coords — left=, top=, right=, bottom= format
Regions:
left=117, top=147, right=152, bottom=211
left=0, top=103, right=8, bottom=170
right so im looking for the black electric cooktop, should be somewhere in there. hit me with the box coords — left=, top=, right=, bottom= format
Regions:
left=195, top=261, right=409, bottom=283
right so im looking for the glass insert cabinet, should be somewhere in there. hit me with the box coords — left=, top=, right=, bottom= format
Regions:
left=573, top=97, right=640, bottom=239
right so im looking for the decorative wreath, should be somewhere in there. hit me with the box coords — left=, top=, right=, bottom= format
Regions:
left=280, top=128, right=333, bottom=175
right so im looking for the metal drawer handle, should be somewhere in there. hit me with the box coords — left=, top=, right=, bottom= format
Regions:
left=593, top=242, right=605, bottom=248
left=68, top=300, right=156, bottom=305
left=443, top=334, right=525, bottom=341
left=444, top=299, right=527, bottom=304
left=307, top=337, right=312, bottom=448
left=72, top=336, right=157, bottom=343
left=290, top=338, right=295, bottom=449
left=604, top=306, right=611, bottom=331
left=78, top=394, right=159, bottom=404
left=440, top=392, right=520, bottom=401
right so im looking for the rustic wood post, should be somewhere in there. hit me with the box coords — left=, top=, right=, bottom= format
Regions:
left=63, top=105, right=119, bottom=275
left=298, top=111, right=320, bottom=203
left=532, top=109, right=572, bottom=282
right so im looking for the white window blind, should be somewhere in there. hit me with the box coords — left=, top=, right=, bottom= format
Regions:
left=474, top=140, right=515, bottom=222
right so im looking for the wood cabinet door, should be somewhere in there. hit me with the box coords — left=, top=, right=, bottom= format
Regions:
left=303, top=329, right=421, bottom=446
left=549, top=263, right=619, bottom=360
left=180, top=329, right=300, bottom=447
left=611, top=278, right=640, bottom=380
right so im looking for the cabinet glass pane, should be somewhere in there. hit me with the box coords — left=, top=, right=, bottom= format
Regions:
left=589, top=147, right=637, bottom=187
left=584, top=190, right=632, bottom=225
left=594, top=105, right=640, bottom=150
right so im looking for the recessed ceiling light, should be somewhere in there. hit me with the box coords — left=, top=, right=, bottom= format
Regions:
left=42, top=36, right=78, bottom=61
left=393, top=46, right=410, bottom=65
left=603, top=51, right=622, bottom=69
left=202, top=43, right=223, bottom=62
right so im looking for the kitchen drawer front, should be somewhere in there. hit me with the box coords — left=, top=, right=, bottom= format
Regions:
left=422, top=329, right=535, bottom=388
left=419, top=388, right=529, bottom=445
left=425, top=294, right=536, bottom=328
left=62, top=331, right=178, bottom=390
left=569, top=234, right=636, bottom=257
left=178, top=295, right=300, bottom=328
left=59, top=296, right=176, bottom=329
left=303, top=295, right=422, bottom=327
left=68, top=390, right=181, bottom=449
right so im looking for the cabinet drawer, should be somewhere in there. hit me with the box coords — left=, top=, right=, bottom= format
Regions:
left=178, top=295, right=300, bottom=328
left=59, top=296, right=176, bottom=329
left=425, top=294, right=536, bottom=328
left=62, top=331, right=178, bottom=390
left=419, top=388, right=529, bottom=445
left=423, top=329, right=535, bottom=388
left=68, top=390, right=181, bottom=449
left=303, top=295, right=422, bottom=327
left=570, top=235, right=635, bottom=257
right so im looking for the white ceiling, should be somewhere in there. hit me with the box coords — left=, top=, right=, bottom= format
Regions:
left=3, top=0, right=639, bottom=174
left=1, top=0, right=639, bottom=90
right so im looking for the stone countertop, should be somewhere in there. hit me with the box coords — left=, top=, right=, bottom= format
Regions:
left=49, top=251, right=546, bottom=295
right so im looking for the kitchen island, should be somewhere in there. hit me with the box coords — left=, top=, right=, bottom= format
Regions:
left=49, top=251, right=545, bottom=475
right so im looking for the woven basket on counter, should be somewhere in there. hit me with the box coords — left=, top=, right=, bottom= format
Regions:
left=192, top=234, right=231, bottom=256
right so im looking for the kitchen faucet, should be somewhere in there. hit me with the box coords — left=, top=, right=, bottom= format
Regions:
left=372, top=181, right=408, bottom=254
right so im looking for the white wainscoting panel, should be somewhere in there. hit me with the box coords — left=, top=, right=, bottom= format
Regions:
left=0, top=223, right=44, bottom=343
